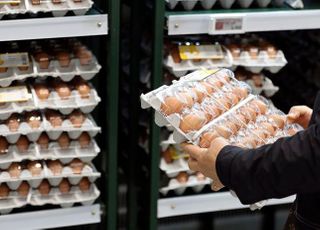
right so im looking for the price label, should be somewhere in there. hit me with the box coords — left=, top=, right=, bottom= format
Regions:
left=208, top=15, right=245, bottom=35
left=0, top=86, right=31, bottom=103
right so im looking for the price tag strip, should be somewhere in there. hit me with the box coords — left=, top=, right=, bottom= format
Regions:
left=208, top=14, right=246, bottom=35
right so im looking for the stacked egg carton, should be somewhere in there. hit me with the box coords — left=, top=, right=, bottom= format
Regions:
left=0, top=39, right=101, bottom=213
left=0, top=0, right=93, bottom=19
left=141, top=69, right=302, bottom=202
left=165, top=0, right=285, bottom=10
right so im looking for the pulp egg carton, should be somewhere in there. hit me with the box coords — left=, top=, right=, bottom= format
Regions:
left=30, top=183, right=100, bottom=208
left=31, top=83, right=101, bottom=115
left=0, top=97, right=36, bottom=120
left=0, top=140, right=100, bottom=168
left=0, top=161, right=100, bottom=190
left=0, top=194, right=28, bottom=214
left=141, top=68, right=252, bottom=143
left=0, top=0, right=93, bottom=19
left=30, top=56, right=101, bottom=82
left=42, top=112, right=101, bottom=140
left=229, top=49, right=287, bottom=74
left=165, top=0, right=274, bottom=10
left=247, top=76, right=279, bottom=97
left=164, top=47, right=233, bottom=77
left=159, top=174, right=211, bottom=196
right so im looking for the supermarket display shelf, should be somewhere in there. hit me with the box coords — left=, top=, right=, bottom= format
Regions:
left=0, top=14, right=108, bottom=42
left=0, top=204, right=101, bottom=229
left=167, top=8, right=320, bottom=35
left=158, top=192, right=295, bottom=218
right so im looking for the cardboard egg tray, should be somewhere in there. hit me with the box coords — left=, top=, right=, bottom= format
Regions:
left=247, top=76, right=279, bottom=97
left=0, top=140, right=100, bottom=168
left=0, top=0, right=93, bottom=19
left=141, top=68, right=251, bottom=143
left=164, top=47, right=233, bottom=77
left=0, top=98, right=36, bottom=120
left=30, top=183, right=100, bottom=208
left=160, top=175, right=211, bottom=196
left=165, top=0, right=277, bottom=10
left=0, top=195, right=28, bottom=214
left=0, top=161, right=100, bottom=190
left=0, top=56, right=101, bottom=88
left=0, top=113, right=100, bottom=143
left=230, top=50, right=287, bottom=73
left=31, top=83, right=101, bottom=115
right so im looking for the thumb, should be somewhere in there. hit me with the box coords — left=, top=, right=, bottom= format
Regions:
left=287, top=111, right=300, bottom=123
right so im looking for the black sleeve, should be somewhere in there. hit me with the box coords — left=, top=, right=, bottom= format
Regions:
left=216, top=123, right=320, bottom=205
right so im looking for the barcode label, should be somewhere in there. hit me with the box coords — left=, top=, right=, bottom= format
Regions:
left=0, top=52, right=29, bottom=67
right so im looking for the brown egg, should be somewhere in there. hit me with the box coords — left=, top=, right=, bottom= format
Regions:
left=38, top=180, right=51, bottom=195
left=0, top=137, right=9, bottom=155
left=196, top=172, right=205, bottom=181
left=74, top=79, right=91, bottom=99
left=162, top=148, right=173, bottom=164
left=226, top=93, right=239, bottom=107
left=269, top=114, right=286, bottom=129
left=260, top=122, right=275, bottom=136
left=226, top=121, right=238, bottom=134
left=54, top=82, right=71, bottom=100
left=52, top=0, right=61, bottom=4
left=241, top=137, right=257, bottom=148
left=73, top=0, right=82, bottom=2
left=250, top=99, right=267, bottom=115
left=232, top=87, right=248, bottom=99
left=18, top=66, right=29, bottom=72
left=203, top=104, right=221, bottom=121
left=31, top=0, right=40, bottom=5
left=26, top=111, right=41, bottom=129
left=56, top=51, right=71, bottom=68
left=227, top=44, right=241, bottom=59
left=215, top=125, right=232, bottom=139
left=59, top=179, right=71, bottom=194
left=244, top=45, right=259, bottom=59
left=217, top=97, right=231, bottom=110
left=17, top=182, right=30, bottom=197
left=8, top=163, right=21, bottom=178
left=37, top=133, right=50, bottom=149
left=0, top=184, right=10, bottom=198
left=34, top=84, right=50, bottom=100
left=200, top=82, right=214, bottom=94
left=266, top=46, right=277, bottom=58
left=191, top=88, right=205, bottom=103
left=176, top=172, right=189, bottom=184
left=207, top=79, right=224, bottom=89
left=0, top=67, right=8, bottom=73
left=10, top=2, right=19, bottom=6
left=241, top=107, right=256, bottom=122
left=47, top=160, right=63, bottom=175
left=69, top=158, right=84, bottom=174
left=79, top=177, right=91, bottom=192
left=57, top=133, right=70, bottom=149
left=178, top=93, right=194, bottom=108
left=68, top=110, right=86, bottom=128
left=252, top=74, right=263, bottom=87
left=199, top=131, right=219, bottom=148
left=287, top=128, right=297, bottom=136
left=27, top=161, right=42, bottom=176
left=6, top=114, right=20, bottom=132
left=16, top=136, right=30, bottom=152
left=34, top=52, right=50, bottom=69
left=179, top=112, right=207, bottom=133
left=78, top=132, right=91, bottom=148
left=46, top=110, right=63, bottom=128
left=75, top=47, right=93, bottom=65
left=160, top=96, right=184, bottom=115
left=252, top=128, right=267, bottom=140
left=234, top=113, right=247, bottom=126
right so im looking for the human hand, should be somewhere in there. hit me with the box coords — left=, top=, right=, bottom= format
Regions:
left=287, top=105, right=313, bottom=129
left=181, top=137, right=229, bottom=191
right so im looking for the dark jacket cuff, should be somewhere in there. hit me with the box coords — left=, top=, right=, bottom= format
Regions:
left=216, top=145, right=244, bottom=188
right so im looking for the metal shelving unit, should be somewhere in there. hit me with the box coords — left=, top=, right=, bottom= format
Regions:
left=0, top=0, right=120, bottom=229
left=144, top=0, right=320, bottom=229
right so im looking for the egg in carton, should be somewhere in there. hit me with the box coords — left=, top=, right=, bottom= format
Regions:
left=164, top=45, right=233, bottom=78
left=32, top=80, right=101, bottom=115
left=30, top=178, right=99, bottom=208
left=0, top=97, right=36, bottom=121
left=43, top=109, right=101, bottom=140
left=0, top=182, right=29, bottom=214
left=228, top=43, right=287, bottom=74
left=0, top=0, right=28, bottom=19
left=38, top=132, right=100, bottom=164
left=25, top=0, right=93, bottom=17
left=159, top=172, right=211, bottom=196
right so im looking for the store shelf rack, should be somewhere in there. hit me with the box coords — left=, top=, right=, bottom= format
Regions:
left=0, top=14, right=108, bottom=41
left=0, top=204, right=101, bottom=229
left=158, top=193, right=295, bottom=218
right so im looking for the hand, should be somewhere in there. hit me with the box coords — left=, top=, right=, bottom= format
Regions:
left=181, top=137, right=229, bottom=191
left=287, top=105, right=313, bottom=129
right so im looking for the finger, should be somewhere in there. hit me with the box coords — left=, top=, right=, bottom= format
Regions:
left=211, top=183, right=224, bottom=191
left=209, top=137, right=229, bottom=150
left=287, top=111, right=299, bottom=122
left=181, top=144, right=206, bottom=160
left=188, top=158, right=200, bottom=172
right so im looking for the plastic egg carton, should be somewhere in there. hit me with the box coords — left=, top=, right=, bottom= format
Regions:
left=30, top=183, right=100, bottom=208
left=230, top=50, right=287, bottom=73
left=0, top=0, right=93, bottom=19
left=0, top=195, right=28, bottom=214
left=42, top=114, right=101, bottom=140
left=31, top=84, right=101, bottom=115
left=159, top=175, right=211, bottom=196
left=0, top=140, right=100, bottom=168
left=164, top=48, right=233, bottom=77
left=0, top=161, right=100, bottom=190
left=165, top=0, right=274, bottom=10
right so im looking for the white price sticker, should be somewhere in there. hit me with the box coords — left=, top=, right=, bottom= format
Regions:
left=208, top=15, right=245, bottom=35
